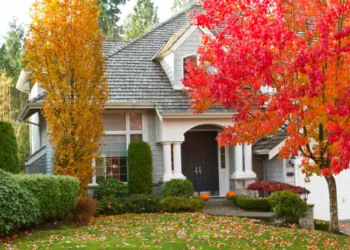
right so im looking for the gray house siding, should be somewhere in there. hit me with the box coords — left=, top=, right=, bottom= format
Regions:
left=265, top=156, right=284, bottom=182
left=147, top=110, right=164, bottom=183
left=174, top=29, right=203, bottom=88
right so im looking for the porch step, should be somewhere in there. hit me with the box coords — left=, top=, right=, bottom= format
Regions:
left=204, top=198, right=232, bottom=206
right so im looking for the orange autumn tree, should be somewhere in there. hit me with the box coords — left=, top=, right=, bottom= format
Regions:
left=184, top=0, right=350, bottom=232
left=24, top=0, right=109, bottom=194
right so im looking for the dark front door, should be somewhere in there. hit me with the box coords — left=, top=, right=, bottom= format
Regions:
left=182, top=131, right=219, bottom=195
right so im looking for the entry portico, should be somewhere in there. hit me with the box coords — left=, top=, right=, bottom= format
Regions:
left=156, top=113, right=257, bottom=196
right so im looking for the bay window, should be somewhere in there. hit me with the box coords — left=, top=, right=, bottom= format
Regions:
left=95, top=112, right=145, bottom=183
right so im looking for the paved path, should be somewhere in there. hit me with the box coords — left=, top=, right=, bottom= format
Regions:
left=340, top=220, right=350, bottom=235
left=201, top=200, right=274, bottom=222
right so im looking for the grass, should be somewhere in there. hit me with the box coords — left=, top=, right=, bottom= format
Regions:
left=1, top=213, right=349, bottom=250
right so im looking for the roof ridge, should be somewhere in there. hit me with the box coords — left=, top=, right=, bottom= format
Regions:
left=105, top=5, right=198, bottom=60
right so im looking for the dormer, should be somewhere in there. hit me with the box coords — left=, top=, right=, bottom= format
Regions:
left=153, top=25, right=214, bottom=90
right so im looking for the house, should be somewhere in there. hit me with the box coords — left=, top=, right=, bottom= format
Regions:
left=16, top=5, right=350, bottom=220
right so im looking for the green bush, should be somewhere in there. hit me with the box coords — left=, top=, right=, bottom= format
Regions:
left=160, top=196, right=204, bottom=213
left=57, top=176, right=80, bottom=219
left=232, top=195, right=271, bottom=212
left=97, top=196, right=126, bottom=215
left=128, top=141, right=153, bottom=194
left=16, top=174, right=79, bottom=221
left=268, top=191, right=308, bottom=224
left=314, top=219, right=330, bottom=232
left=161, top=179, right=194, bottom=198
left=94, top=178, right=128, bottom=200
left=0, top=122, right=20, bottom=173
left=125, top=194, right=159, bottom=213
left=0, top=170, right=40, bottom=233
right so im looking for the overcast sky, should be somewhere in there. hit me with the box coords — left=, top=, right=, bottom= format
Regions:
left=0, top=0, right=173, bottom=43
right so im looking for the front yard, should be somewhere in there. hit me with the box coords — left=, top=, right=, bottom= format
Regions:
left=2, top=213, right=349, bottom=250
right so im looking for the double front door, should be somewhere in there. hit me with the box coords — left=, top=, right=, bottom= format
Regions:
left=181, top=131, right=220, bottom=196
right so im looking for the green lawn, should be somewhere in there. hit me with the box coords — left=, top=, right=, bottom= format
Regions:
left=1, top=213, right=349, bottom=250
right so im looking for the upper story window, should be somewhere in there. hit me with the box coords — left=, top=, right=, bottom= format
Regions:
left=183, top=55, right=197, bottom=78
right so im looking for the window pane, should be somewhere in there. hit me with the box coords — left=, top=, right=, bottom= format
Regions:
left=103, top=113, right=126, bottom=131
left=130, top=134, right=143, bottom=142
left=130, top=112, right=143, bottom=131
left=220, top=147, right=226, bottom=169
left=183, top=55, right=197, bottom=77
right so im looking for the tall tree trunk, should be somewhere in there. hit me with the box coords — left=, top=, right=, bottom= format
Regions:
left=325, top=176, right=340, bottom=233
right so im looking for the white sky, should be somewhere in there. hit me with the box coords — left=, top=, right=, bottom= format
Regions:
left=0, top=0, right=173, bottom=43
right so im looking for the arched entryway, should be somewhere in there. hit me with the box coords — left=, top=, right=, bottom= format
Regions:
left=181, top=125, right=229, bottom=196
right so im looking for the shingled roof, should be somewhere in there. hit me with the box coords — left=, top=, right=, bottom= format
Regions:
left=28, top=5, right=228, bottom=114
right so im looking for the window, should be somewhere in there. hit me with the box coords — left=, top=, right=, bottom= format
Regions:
left=220, top=147, right=226, bottom=169
left=183, top=55, right=197, bottom=78
left=95, top=112, right=145, bottom=183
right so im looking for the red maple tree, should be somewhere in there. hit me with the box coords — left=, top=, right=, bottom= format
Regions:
left=184, top=0, right=350, bottom=232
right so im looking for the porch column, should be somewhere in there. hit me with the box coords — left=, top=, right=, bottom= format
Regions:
left=91, top=159, right=97, bottom=185
left=232, top=144, right=245, bottom=178
left=244, top=143, right=256, bottom=178
left=162, top=142, right=174, bottom=181
left=173, top=142, right=186, bottom=179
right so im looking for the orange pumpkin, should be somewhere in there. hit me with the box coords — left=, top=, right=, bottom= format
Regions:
left=226, top=191, right=236, bottom=200
left=200, top=193, right=210, bottom=201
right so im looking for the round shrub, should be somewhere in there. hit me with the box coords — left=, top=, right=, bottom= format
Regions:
left=125, top=194, right=159, bottom=213
left=16, top=174, right=61, bottom=221
left=268, top=190, right=308, bottom=224
left=97, top=196, right=126, bottom=215
left=161, top=179, right=193, bottom=198
left=0, top=122, right=20, bottom=173
left=0, top=170, right=40, bottom=233
left=128, top=141, right=153, bottom=194
left=94, top=178, right=129, bottom=200
left=232, top=195, right=271, bottom=212
left=160, top=197, right=204, bottom=213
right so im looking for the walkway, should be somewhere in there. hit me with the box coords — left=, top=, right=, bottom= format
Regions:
left=201, top=198, right=274, bottom=222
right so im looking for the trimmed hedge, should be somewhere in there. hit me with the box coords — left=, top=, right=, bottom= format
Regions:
left=15, top=174, right=79, bottom=221
left=314, top=219, right=330, bottom=232
left=161, top=179, right=194, bottom=198
left=94, top=178, right=129, bottom=199
left=160, top=196, right=204, bottom=213
left=232, top=195, right=271, bottom=212
left=0, top=122, right=20, bottom=173
left=128, top=141, right=153, bottom=194
left=0, top=170, right=40, bottom=233
left=125, top=194, right=160, bottom=213
left=269, top=190, right=308, bottom=224
left=57, top=176, right=80, bottom=219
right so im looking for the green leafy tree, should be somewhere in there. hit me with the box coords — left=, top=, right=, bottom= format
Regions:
left=99, top=0, right=128, bottom=39
left=171, top=0, right=197, bottom=14
left=0, top=19, right=29, bottom=168
left=124, top=0, right=159, bottom=40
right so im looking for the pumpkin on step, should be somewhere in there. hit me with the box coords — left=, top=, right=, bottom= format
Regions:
left=226, top=191, right=236, bottom=200
left=200, top=193, right=210, bottom=201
